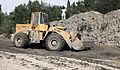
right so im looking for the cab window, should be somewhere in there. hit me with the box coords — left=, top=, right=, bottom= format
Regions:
left=40, top=13, right=48, bottom=24
left=33, top=14, right=39, bottom=24
left=43, top=14, right=48, bottom=23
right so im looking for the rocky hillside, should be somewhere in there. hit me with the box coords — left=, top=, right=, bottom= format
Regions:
left=50, top=10, right=120, bottom=47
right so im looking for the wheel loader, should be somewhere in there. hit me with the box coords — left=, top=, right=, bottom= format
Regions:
left=11, top=12, right=84, bottom=51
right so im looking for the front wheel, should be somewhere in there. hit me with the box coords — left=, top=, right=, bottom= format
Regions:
left=45, top=33, right=65, bottom=51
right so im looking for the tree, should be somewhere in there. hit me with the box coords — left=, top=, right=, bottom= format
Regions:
left=76, top=1, right=88, bottom=13
left=0, top=4, right=4, bottom=28
left=0, top=4, right=1, bottom=12
left=9, top=0, right=62, bottom=25
left=66, top=0, right=72, bottom=18
left=1, top=14, right=14, bottom=34
left=95, top=0, right=120, bottom=14
left=48, top=6, right=62, bottom=21
left=67, top=0, right=70, bottom=8
left=14, top=4, right=29, bottom=24
left=66, top=0, right=88, bottom=18
left=84, top=0, right=96, bottom=10
left=84, top=0, right=120, bottom=14
left=0, top=4, right=2, bottom=25
left=71, top=2, right=77, bottom=14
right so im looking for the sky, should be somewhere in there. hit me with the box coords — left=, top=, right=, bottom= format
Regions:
left=0, top=0, right=80, bottom=13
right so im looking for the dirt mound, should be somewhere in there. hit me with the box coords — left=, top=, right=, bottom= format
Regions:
left=50, top=10, right=120, bottom=47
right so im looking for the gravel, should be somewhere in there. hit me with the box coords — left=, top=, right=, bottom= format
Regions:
left=50, top=10, right=120, bottom=47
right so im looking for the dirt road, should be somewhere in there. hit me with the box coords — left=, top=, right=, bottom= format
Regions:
left=0, top=36, right=120, bottom=70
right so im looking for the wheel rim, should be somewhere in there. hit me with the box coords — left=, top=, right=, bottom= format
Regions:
left=51, top=40, right=58, bottom=46
left=49, top=39, right=59, bottom=50
left=15, top=37, right=22, bottom=47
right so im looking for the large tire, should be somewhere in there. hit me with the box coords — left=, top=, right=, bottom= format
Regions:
left=45, top=33, right=65, bottom=51
left=13, top=33, right=29, bottom=48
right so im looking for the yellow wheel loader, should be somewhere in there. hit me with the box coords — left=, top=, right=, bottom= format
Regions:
left=11, top=12, right=84, bottom=51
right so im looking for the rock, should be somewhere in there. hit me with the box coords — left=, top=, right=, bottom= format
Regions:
left=50, top=10, right=120, bottom=47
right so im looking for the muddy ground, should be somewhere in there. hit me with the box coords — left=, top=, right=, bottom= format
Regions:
left=0, top=36, right=120, bottom=70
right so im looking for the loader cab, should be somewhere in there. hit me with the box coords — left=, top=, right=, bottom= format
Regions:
left=31, top=12, right=48, bottom=31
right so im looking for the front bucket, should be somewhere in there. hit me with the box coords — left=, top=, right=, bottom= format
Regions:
left=55, top=29, right=84, bottom=51
left=71, top=36, right=84, bottom=50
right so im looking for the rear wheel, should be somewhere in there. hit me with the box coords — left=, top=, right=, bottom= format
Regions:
left=45, top=33, right=65, bottom=51
left=13, top=33, right=29, bottom=48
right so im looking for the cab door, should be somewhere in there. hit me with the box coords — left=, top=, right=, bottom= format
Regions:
left=30, top=13, right=40, bottom=43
